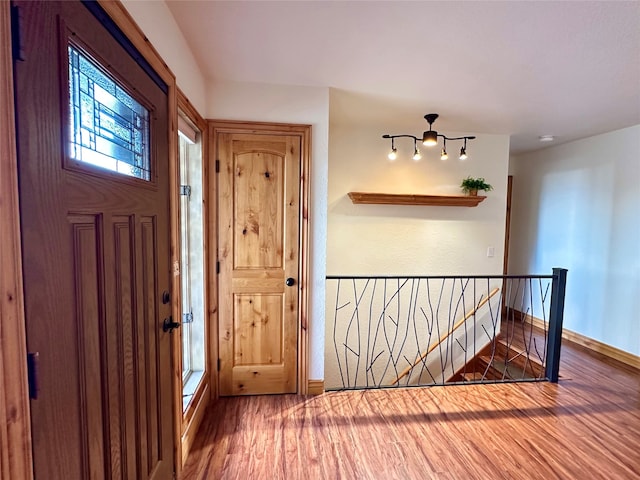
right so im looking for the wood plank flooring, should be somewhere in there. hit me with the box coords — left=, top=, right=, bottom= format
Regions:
left=182, top=340, right=640, bottom=480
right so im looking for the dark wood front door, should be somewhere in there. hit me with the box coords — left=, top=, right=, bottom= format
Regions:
left=14, top=2, right=173, bottom=478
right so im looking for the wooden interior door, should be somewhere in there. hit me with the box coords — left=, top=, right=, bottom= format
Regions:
left=14, top=2, right=173, bottom=479
left=217, top=130, right=301, bottom=395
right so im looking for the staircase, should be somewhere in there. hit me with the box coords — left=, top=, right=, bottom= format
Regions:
left=325, top=270, right=567, bottom=390
left=449, top=329, right=546, bottom=383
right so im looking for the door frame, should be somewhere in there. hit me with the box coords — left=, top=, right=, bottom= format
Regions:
left=0, top=2, right=182, bottom=478
left=208, top=120, right=311, bottom=395
left=503, top=175, right=513, bottom=275
left=0, top=3, right=32, bottom=479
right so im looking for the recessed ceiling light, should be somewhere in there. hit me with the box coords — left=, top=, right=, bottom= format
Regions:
left=538, top=135, right=555, bottom=142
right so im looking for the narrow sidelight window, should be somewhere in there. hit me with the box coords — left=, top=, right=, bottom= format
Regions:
left=178, top=116, right=206, bottom=411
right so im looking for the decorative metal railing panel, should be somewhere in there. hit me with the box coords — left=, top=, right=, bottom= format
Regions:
left=325, top=269, right=567, bottom=390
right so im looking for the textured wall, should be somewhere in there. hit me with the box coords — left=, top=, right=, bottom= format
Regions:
left=121, top=0, right=207, bottom=115
left=327, top=105, right=510, bottom=276
left=509, top=125, right=640, bottom=356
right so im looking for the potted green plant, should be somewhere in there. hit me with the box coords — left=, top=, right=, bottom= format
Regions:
left=460, top=176, right=493, bottom=196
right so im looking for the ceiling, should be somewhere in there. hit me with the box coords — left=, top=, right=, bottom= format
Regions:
left=166, top=1, right=640, bottom=154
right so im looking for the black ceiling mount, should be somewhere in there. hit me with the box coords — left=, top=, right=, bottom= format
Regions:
left=424, top=113, right=439, bottom=126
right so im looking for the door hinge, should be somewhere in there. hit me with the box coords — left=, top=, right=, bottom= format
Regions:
left=27, top=352, right=39, bottom=399
left=216, top=261, right=220, bottom=274
left=182, top=310, right=193, bottom=324
left=217, top=358, right=221, bottom=371
left=180, top=184, right=191, bottom=198
left=215, top=160, right=220, bottom=173
left=11, top=5, right=25, bottom=61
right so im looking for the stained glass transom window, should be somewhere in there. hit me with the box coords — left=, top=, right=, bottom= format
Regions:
left=68, top=44, right=151, bottom=181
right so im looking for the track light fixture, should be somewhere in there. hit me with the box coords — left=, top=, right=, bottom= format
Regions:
left=383, top=113, right=475, bottom=161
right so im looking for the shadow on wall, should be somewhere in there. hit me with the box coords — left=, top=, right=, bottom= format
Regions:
left=509, top=125, right=640, bottom=356
left=532, top=164, right=614, bottom=338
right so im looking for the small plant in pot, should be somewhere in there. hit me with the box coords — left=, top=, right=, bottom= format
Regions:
left=460, top=177, right=493, bottom=196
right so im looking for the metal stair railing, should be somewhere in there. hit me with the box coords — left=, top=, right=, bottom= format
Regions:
left=325, top=269, right=567, bottom=391
left=391, top=287, right=500, bottom=385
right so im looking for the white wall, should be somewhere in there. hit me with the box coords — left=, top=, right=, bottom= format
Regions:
left=327, top=105, right=511, bottom=276
left=121, top=0, right=207, bottom=115
left=508, top=125, right=640, bottom=356
left=208, top=80, right=329, bottom=380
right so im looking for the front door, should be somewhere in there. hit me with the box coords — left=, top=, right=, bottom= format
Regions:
left=14, top=2, right=173, bottom=478
left=216, top=128, right=301, bottom=395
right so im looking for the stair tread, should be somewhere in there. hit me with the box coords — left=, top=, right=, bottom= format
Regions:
left=476, top=356, right=506, bottom=380
left=478, top=354, right=540, bottom=380
left=445, top=333, right=549, bottom=383
left=494, top=339, right=545, bottom=377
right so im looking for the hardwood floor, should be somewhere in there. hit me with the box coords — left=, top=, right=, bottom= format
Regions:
left=182, top=341, right=640, bottom=480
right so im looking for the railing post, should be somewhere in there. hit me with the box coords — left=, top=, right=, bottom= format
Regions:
left=545, top=268, right=568, bottom=382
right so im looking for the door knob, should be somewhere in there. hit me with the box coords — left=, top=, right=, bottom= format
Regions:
left=286, top=277, right=295, bottom=287
left=162, top=316, right=181, bottom=333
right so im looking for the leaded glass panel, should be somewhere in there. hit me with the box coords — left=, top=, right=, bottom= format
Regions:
left=68, top=44, right=151, bottom=181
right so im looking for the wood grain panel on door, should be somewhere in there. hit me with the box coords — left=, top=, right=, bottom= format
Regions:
left=69, top=214, right=108, bottom=479
left=140, top=216, right=162, bottom=477
left=233, top=146, right=284, bottom=269
left=234, top=294, right=283, bottom=365
left=218, top=132, right=301, bottom=396
left=112, top=215, right=136, bottom=480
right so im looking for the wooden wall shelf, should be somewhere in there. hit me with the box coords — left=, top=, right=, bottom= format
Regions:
left=347, top=192, right=486, bottom=207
